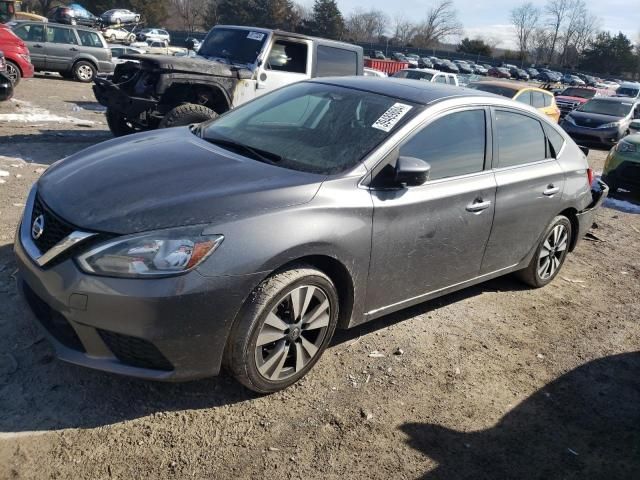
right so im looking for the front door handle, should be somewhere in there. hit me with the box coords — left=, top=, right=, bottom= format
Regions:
left=33, top=44, right=43, bottom=48
left=543, top=185, right=560, bottom=196
left=70, top=47, right=79, bottom=51
left=466, top=199, right=492, bottom=213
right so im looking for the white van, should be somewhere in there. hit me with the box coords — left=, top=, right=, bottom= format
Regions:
left=392, top=68, right=459, bottom=86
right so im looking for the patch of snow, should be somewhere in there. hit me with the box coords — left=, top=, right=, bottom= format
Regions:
left=0, top=170, right=8, bottom=177
left=0, top=99, right=95, bottom=125
left=603, top=197, right=640, bottom=214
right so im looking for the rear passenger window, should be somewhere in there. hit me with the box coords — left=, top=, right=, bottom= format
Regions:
left=77, top=30, right=103, bottom=48
left=544, top=125, right=566, bottom=157
left=531, top=91, right=545, bottom=108
left=267, top=40, right=307, bottom=74
left=435, top=75, right=446, bottom=84
left=316, top=46, right=357, bottom=76
left=516, top=91, right=531, bottom=105
left=543, top=93, right=553, bottom=107
left=47, top=26, right=77, bottom=44
left=448, top=76, right=456, bottom=85
left=495, top=110, right=546, bottom=167
left=400, top=110, right=486, bottom=180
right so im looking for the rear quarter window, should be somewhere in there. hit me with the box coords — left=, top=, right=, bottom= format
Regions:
left=495, top=110, right=547, bottom=167
left=78, top=30, right=103, bottom=48
left=316, top=45, right=357, bottom=77
left=544, top=125, right=566, bottom=157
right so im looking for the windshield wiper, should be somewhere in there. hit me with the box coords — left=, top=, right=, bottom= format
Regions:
left=201, top=133, right=283, bottom=164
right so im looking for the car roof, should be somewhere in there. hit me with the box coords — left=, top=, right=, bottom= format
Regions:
left=309, top=77, right=494, bottom=105
left=398, top=68, right=444, bottom=75
left=471, top=81, right=553, bottom=95
left=11, top=20, right=96, bottom=31
left=590, top=96, right=638, bottom=103
left=619, top=82, right=640, bottom=88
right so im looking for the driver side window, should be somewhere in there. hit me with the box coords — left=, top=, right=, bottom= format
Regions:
left=266, top=40, right=308, bottom=74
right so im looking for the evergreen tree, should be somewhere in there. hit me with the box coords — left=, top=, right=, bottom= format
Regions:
left=308, top=0, right=344, bottom=39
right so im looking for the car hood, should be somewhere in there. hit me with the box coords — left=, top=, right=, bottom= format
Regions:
left=567, top=110, right=625, bottom=128
left=556, top=95, right=589, bottom=103
left=120, top=54, right=253, bottom=79
left=37, top=128, right=324, bottom=235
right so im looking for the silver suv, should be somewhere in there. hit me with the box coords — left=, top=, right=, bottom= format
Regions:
left=11, top=21, right=113, bottom=82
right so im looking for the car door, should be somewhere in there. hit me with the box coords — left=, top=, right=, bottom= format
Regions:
left=480, top=108, right=565, bottom=274
left=256, top=37, right=311, bottom=96
left=12, top=23, right=46, bottom=69
left=44, top=25, right=79, bottom=71
left=365, top=107, right=497, bottom=314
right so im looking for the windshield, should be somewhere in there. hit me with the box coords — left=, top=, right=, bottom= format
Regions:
left=561, top=88, right=595, bottom=99
left=393, top=70, right=433, bottom=81
left=468, top=83, right=517, bottom=98
left=578, top=99, right=633, bottom=117
left=198, top=27, right=267, bottom=65
left=616, top=87, right=639, bottom=98
left=200, top=82, right=418, bottom=174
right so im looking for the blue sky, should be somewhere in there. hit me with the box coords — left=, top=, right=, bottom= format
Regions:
left=328, top=0, right=638, bottom=48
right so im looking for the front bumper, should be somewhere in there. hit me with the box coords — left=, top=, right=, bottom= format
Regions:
left=561, top=122, right=625, bottom=146
left=602, top=159, right=640, bottom=192
left=93, top=76, right=157, bottom=116
left=575, top=180, right=609, bottom=243
left=14, top=196, right=265, bottom=381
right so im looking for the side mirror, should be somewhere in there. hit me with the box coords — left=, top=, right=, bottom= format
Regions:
left=630, top=119, right=640, bottom=133
left=395, top=156, right=431, bottom=186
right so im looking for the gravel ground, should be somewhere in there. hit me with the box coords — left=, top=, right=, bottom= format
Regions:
left=1, top=76, right=639, bottom=480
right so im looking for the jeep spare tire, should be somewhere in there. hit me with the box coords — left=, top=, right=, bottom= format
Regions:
left=159, top=104, right=218, bottom=129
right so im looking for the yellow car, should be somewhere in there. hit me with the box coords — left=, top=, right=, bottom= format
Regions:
left=468, top=81, right=561, bottom=123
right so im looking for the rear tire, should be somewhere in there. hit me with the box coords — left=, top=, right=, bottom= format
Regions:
left=5, top=61, right=21, bottom=85
left=225, top=265, right=339, bottom=393
left=106, top=108, right=139, bottom=137
left=73, top=61, right=96, bottom=83
left=517, top=215, right=572, bottom=288
left=158, top=103, right=218, bottom=129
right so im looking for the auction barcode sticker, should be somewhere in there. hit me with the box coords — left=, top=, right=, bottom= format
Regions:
left=247, top=31, right=265, bottom=41
left=372, top=103, right=413, bottom=132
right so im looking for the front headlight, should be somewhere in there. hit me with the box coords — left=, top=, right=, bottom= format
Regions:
left=617, top=140, right=637, bottom=153
left=599, top=121, right=621, bottom=129
left=76, top=226, right=224, bottom=278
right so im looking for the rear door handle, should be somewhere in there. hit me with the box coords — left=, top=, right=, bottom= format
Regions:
left=466, top=199, right=492, bottom=213
left=543, top=185, right=560, bottom=196
left=33, top=44, right=43, bottom=48
left=70, top=47, right=78, bottom=51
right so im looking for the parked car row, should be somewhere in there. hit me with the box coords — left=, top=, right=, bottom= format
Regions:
left=47, top=4, right=140, bottom=27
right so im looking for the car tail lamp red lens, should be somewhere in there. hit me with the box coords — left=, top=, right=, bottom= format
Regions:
left=587, top=168, right=594, bottom=186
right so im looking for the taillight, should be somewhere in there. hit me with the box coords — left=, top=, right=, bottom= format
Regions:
left=587, top=168, right=594, bottom=186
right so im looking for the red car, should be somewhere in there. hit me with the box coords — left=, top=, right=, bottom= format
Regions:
left=488, top=67, right=511, bottom=79
left=0, top=23, right=34, bottom=84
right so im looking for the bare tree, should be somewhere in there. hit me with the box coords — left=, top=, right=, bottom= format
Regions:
left=530, top=27, right=552, bottom=64
left=510, top=2, right=540, bottom=60
left=393, top=14, right=415, bottom=45
left=171, top=0, right=208, bottom=32
left=545, top=0, right=571, bottom=63
left=573, top=13, right=600, bottom=56
left=412, top=0, right=463, bottom=48
left=557, top=0, right=585, bottom=66
left=346, top=9, right=389, bottom=42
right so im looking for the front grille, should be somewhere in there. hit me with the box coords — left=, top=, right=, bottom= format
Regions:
left=617, top=163, right=640, bottom=185
left=22, top=281, right=85, bottom=352
left=98, top=330, right=174, bottom=371
left=573, top=118, right=605, bottom=128
left=31, top=195, right=74, bottom=253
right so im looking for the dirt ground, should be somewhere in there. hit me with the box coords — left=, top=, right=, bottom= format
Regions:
left=0, top=76, right=639, bottom=480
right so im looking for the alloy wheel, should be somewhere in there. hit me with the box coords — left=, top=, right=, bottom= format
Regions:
left=255, top=285, right=331, bottom=381
left=77, top=65, right=93, bottom=81
left=6, top=63, right=18, bottom=84
left=537, top=224, right=568, bottom=280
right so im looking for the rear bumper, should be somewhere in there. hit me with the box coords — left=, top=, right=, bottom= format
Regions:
left=575, top=180, right=609, bottom=244
left=93, top=76, right=157, bottom=116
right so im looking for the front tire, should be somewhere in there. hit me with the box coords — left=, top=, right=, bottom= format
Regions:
left=5, top=61, right=21, bottom=85
left=106, top=108, right=140, bottom=136
left=73, top=61, right=96, bottom=82
left=517, top=215, right=572, bottom=288
left=225, top=266, right=339, bottom=393
left=158, top=103, right=218, bottom=129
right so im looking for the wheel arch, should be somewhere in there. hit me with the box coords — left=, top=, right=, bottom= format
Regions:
left=160, top=82, right=231, bottom=114
left=559, top=207, right=579, bottom=252
left=72, top=56, right=98, bottom=71
left=5, top=58, right=23, bottom=75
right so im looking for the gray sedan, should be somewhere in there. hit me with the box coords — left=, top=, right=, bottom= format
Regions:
left=14, top=78, right=607, bottom=392
left=100, top=9, right=140, bottom=25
